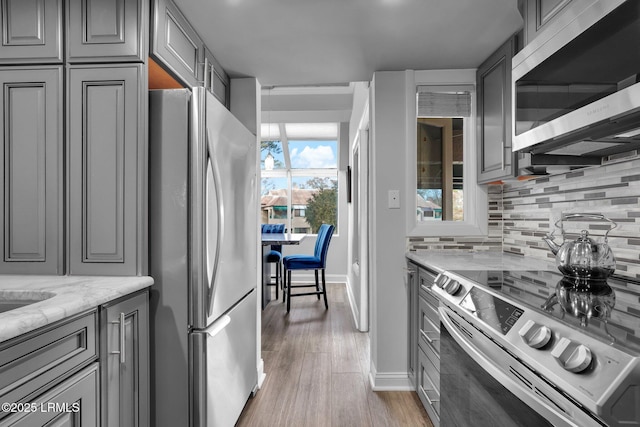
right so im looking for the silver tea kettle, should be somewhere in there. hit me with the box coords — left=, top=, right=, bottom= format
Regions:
left=542, top=213, right=617, bottom=280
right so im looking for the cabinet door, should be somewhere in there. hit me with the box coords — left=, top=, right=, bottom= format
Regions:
left=68, top=65, right=146, bottom=276
left=3, top=364, right=100, bottom=427
left=407, top=263, right=418, bottom=388
left=101, top=291, right=149, bottom=427
left=0, top=66, right=63, bottom=274
left=203, top=48, right=229, bottom=108
left=67, top=0, right=147, bottom=63
left=525, top=0, right=574, bottom=44
left=477, top=37, right=515, bottom=184
left=151, top=0, right=204, bottom=87
left=0, top=0, right=63, bottom=63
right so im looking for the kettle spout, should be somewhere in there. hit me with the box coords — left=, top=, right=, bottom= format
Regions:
left=543, top=234, right=561, bottom=255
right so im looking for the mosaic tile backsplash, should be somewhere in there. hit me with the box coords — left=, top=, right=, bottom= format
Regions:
left=408, top=156, right=640, bottom=280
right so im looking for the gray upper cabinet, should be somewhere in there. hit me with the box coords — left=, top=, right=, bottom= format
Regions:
left=521, top=0, right=600, bottom=46
left=204, top=48, right=230, bottom=108
left=66, top=0, right=148, bottom=63
left=151, top=0, right=204, bottom=87
left=101, top=291, right=149, bottom=427
left=68, top=64, right=146, bottom=276
left=477, top=37, right=515, bottom=184
left=0, top=0, right=63, bottom=63
left=0, top=66, right=63, bottom=274
left=525, top=0, right=573, bottom=43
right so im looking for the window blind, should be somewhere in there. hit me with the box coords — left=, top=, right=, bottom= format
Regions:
left=416, top=89, right=471, bottom=117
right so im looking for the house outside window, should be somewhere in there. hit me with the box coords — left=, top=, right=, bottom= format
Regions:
left=260, top=123, right=338, bottom=234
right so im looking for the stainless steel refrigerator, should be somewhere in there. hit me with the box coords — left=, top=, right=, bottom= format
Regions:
left=148, top=87, right=258, bottom=427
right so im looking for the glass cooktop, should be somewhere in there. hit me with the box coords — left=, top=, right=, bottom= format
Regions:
left=449, top=270, right=640, bottom=354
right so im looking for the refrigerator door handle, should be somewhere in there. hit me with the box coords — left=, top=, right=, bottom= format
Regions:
left=205, top=137, right=224, bottom=317
left=202, top=314, right=231, bottom=338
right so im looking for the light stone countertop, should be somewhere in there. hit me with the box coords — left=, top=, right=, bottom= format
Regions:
left=406, top=250, right=557, bottom=274
left=0, top=275, right=154, bottom=343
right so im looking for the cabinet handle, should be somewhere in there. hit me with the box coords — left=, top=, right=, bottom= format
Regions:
left=110, top=312, right=126, bottom=364
left=420, top=329, right=439, bottom=345
left=420, top=385, right=440, bottom=405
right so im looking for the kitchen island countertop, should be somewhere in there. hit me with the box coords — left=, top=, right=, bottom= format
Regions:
left=0, top=275, right=153, bottom=343
left=407, top=250, right=556, bottom=273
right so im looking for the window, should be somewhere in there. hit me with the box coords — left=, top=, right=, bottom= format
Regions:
left=407, top=70, right=487, bottom=236
left=260, top=123, right=338, bottom=234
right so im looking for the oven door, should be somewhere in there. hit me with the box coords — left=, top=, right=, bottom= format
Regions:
left=439, top=306, right=579, bottom=427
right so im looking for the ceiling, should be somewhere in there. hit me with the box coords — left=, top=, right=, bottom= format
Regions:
left=174, top=0, right=524, bottom=87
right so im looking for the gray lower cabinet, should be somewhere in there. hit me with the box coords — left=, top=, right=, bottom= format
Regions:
left=100, top=290, right=149, bottom=427
left=0, top=291, right=149, bottom=427
left=67, top=64, right=146, bottom=276
left=151, top=0, right=204, bottom=87
left=477, top=36, right=516, bottom=184
left=0, top=66, right=63, bottom=274
left=0, top=0, right=63, bottom=63
left=0, top=311, right=98, bottom=425
left=2, top=364, right=100, bottom=427
left=407, top=262, right=419, bottom=387
left=409, top=263, right=441, bottom=427
left=66, top=0, right=148, bottom=63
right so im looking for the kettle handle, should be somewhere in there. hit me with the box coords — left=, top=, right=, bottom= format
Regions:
left=554, top=213, right=617, bottom=243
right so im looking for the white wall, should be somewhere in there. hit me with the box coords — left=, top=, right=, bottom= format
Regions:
left=279, top=122, right=349, bottom=282
left=369, top=71, right=413, bottom=389
left=346, top=82, right=371, bottom=329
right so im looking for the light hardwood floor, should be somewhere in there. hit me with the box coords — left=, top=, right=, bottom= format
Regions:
left=237, top=283, right=433, bottom=427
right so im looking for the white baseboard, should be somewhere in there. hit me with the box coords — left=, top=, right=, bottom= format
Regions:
left=369, top=361, right=414, bottom=391
left=256, top=358, right=266, bottom=391
left=344, top=275, right=361, bottom=331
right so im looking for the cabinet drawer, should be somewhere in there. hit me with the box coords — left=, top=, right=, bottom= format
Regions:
left=0, top=311, right=97, bottom=418
left=1, top=363, right=99, bottom=426
left=418, top=297, right=440, bottom=357
left=419, top=293, right=440, bottom=328
left=418, top=268, right=439, bottom=304
left=418, top=268, right=436, bottom=290
left=417, top=346, right=440, bottom=426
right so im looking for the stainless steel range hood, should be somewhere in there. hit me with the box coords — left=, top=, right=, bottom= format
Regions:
left=512, top=0, right=640, bottom=161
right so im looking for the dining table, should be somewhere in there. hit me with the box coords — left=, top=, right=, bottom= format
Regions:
left=261, top=233, right=307, bottom=309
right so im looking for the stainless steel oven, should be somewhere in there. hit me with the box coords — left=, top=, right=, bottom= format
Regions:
left=439, top=313, right=552, bottom=426
left=432, top=270, right=640, bottom=427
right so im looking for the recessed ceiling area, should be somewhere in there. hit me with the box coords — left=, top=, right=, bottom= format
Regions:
left=173, top=0, right=523, bottom=87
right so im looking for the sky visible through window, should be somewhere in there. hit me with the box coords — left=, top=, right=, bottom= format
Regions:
left=289, top=140, right=337, bottom=168
left=260, top=140, right=337, bottom=170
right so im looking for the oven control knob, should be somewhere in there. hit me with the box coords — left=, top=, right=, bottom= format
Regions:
left=518, top=320, right=551, bottom=349
left=443, top=279, right=461, bottom=295
left=434, top=274, right=448, bottom=289
left=551, top=337, right=592, bottom=373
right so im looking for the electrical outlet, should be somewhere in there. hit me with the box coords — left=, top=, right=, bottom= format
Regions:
left=388, top=190, right=400, bottom=209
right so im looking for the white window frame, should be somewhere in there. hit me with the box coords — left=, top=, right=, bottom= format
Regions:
left=261, top=128, right=339, bottom=235
left=405, top=70, right=488, bottom=237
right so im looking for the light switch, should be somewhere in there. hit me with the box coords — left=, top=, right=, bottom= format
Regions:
left=388, top=190, right=400, bottom=209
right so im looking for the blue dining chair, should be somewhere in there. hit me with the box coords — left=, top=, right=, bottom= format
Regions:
left=282, top=224, right=334, bottom=313
left=262, top=223, right=285, bottom=299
